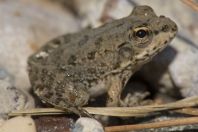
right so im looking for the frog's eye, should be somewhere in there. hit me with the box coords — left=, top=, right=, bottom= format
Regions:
left=134, top=27, right=149, bottom=39
left=129, top=27, right=153, bottom=48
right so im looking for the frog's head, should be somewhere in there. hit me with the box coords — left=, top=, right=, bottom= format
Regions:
left=127, top=5, right=177, bottom=65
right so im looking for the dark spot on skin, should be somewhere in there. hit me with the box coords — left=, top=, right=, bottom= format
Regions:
left=41, top=69, right=47, bottom=74
left=169, top=36, right=174, bottom=40
left=164, top=40, right=168, bottom=44
left=79, top=35, right=89, bottom=46
left=115, top=34, right=120, bottom=40
left=104, top=49, right=111, bottom=55
left=87, top=51, right=96, bottom=60
left=68, top=93, right=77, bottom=103
left=68, top=55, right=77, bottom=65
left=116, top=23, right=124, bottom=28
left=44, top=91, right=54, bottom=99
left=136, top=57, right=146, bottom=62
left=143, top=53, right=150, bottom=57
left=153, top=46, right=157, bottom=50
left=128, top=33, right=133, bottom=41
left=172, top=25, right=177, bottom=32
left=95, top=37, right=103, bottom=48
left=141, top=23, right=148, bottom=26
left=108, top=97, right=113, bottom=102
left=154, top=30, right=159, bottom=35
left=87, top=68, right=96, bottom=74
left=161, top=24, right=169, bottom=32
left=118, top=42, right=128, bottom=49
left=146, top=18, right=151, bottom=23
left=35, top=84, right=44, bottom=91
left=128, top=26, right=133, bottom=31
left=155, top=47, right=161, bottom=53
left=160, top=15, right=165, bottom=18
left=53, top=39, right=61, bottom=45
left=7, top=87, right=15, bottom=90
left=54, top=97, right=62, bottom=104
left=63, top=35, right=71, bottom=43
left=14, top=96, right=19, bottom=102
left=55, top=91, right=63, bottom=98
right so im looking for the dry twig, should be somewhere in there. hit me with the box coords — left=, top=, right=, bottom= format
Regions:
left=9, top=96, right=198, bottom=117
left=105, top=116, right=198, bottom=132
left=181, top=0, right=198, bottom=11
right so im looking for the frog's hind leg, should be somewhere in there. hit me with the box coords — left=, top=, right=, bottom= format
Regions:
left=57, top=106, right=93, bottom=118
left=36, top=92, right=92, bottom=117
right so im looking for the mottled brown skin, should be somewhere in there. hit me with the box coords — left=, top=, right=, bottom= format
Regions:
left=28, top=6, right=177, bottom=116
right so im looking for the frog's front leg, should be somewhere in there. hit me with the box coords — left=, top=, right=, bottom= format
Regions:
left=106, top=68, right=133, bottom=107
left=106, top=75, right=124, bottom=107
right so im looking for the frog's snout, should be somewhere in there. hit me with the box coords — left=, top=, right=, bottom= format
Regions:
left=160, top=17, right=178, bottom=35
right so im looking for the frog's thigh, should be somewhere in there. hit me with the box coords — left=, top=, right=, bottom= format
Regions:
left=106, top=75, right=123, bottom=107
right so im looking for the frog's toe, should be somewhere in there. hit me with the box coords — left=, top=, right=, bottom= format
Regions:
left=70, top=107, right=93, bottom=118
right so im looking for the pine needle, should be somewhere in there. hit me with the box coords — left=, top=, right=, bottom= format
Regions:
left=105, top=116, right=198, bottom=132
left=9, top=96, right=198, bottom=117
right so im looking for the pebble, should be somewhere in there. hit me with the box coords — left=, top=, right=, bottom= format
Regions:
left=0, top=0, right=80, bottom=120
left=0, top=69, right=28, bottom=119
left=170, top=46, right=198, bottom=97
left=72, top=117, right=104, bottom=132
left=0, top=0, right=80, bottom=91
left=0, top=116, right=36, bottom=132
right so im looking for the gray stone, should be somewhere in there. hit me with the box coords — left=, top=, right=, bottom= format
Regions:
left=72, top=117, right=104, bottom=132
left=0, top=69, right=27, bottom=119
left=0, top=116, right=36, bottom=132
left=0, top=0, right=80, bottom=91
left=0, top=0, right=80, bottom=120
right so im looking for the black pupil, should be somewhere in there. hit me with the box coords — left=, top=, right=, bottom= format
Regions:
left=136, top=29, right=147, bottom=38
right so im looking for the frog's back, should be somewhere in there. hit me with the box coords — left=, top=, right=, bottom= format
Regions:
left=28, top=16, right=131, bottom=100
left=27, top=24, right=121, bottom=107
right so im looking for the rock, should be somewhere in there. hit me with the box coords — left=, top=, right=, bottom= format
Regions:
left=0, top=69, right=30, bottom=119
left=170, top=46, right=198, bottom=97
left=121, top=81, right=152, bottom=107
left=34, top=116, right=74, bottom=132
left=72, top=117, right=104, bottom=132
left=0, top=0, right=80, bottom=120
left=74, top=0, right=107, bottom=27
left=0, top=119, right=5, bottom=127
left=0, top=116, right=36, bottom=132
left=74, top=0, right=132, bottom=28
left=0, top=0, right=80, bottom=91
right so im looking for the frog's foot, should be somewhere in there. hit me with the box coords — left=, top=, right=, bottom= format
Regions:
left=65, top=106, right=93, bottom=118
left=76, top=107, right=94, bottom=118
left=119, top=92, right=152, bottom=107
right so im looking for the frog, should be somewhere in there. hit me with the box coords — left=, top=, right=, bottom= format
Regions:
left=28, top=5, right=177, bottom=116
